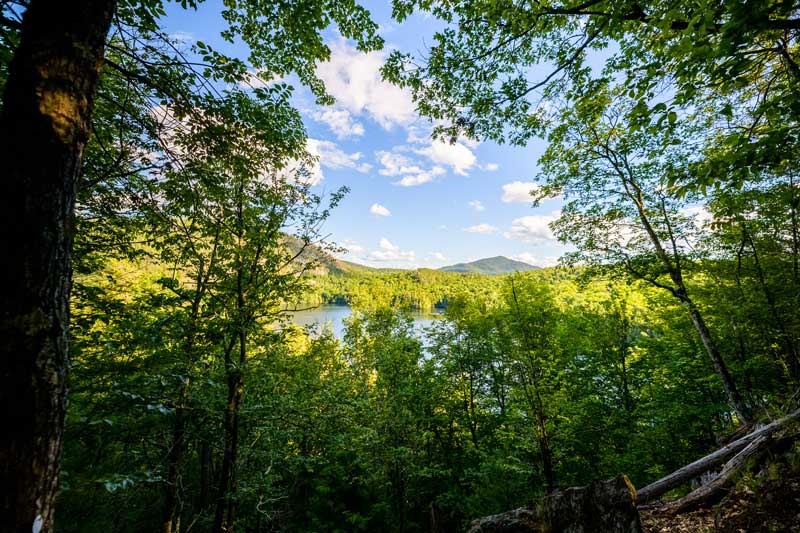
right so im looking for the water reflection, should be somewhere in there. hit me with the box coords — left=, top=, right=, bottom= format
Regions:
left=286, top=304, right=442, bottom=340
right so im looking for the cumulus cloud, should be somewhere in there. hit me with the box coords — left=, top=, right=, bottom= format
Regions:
left=334, top=239, right=366, bottom=257
left=394, top=167, right=445, bottom=186
left=464, top=223, right=499, bottom=234
left=510, top=253, right=560, bottom=268
left=504, top=214, right=558, bottom=243
left=307, top=138, right=371, bottom=181
left=239, top=69, right=283, bottom=89
left=376, top=149, right=446, bottom=186
left=481, top=162, right=499, bottom=171
left=312, top=108, right=365, bottom=139
left=680, top=205, right=714, bottom=228
left=468, top=200, right=485, bottom=212
left=415, top=139, right=476, bottom=176
left=369, top=203, right=391, bottom=217
left=368, top=238, right=416, bottom=262
left=501, top=181, right=540, bottom=203
left=316, top=40, right=417, bottom=130
left=377, top=150, right=424, bottom=176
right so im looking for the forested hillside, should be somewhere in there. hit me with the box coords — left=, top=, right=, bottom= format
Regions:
left=439, top=256, right=541, bottom=274
left=0, top=0, right=799, bottom=532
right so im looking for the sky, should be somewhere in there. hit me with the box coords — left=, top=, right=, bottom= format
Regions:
left=161, top=1, right=569, bottom=269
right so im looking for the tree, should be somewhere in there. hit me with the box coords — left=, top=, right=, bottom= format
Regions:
left=0, top=3, right=116, bottom=530
left=535, top=89, right=754, bottom=422
left=385, top=0, right=800, bottom=191
left=504, top=277, right=561, bottom=492
left=0, top=1, right=381, bottom=530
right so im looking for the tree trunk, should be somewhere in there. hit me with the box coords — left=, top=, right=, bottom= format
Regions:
left=199, top=439, right=212, bottom=509
left=509, top=279, right=557, bottom=493
left=636, top=407, right=800, bottom=504
left=0, top=1, right=115, bottom=531
left=625, top=176, right=751, bottom=423
left=214, top=264, right=247, bottom=532
left=687, top=306, right=752, bottom=423
left=212, top=344, right=243, bottom=533
left=468, top=475, right=641, bottom=533
left=162, top=378, right=188, bottom=533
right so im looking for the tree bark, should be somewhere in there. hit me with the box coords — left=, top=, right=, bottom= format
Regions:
left=686, top=306, right=752, bottom=423
left=0, top=1, right=115, bottom=531
left=214, top=211, right=248, bottom=532
left=212, top=338, right=243, bottom=533
left=636, top=407, right=800, bottom=504
left=162, top=378, right=188, bottom=533
left=620, top=170, right=752, bottom=423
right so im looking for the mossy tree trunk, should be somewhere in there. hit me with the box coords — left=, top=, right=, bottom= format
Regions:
left=0, top=1, right=115, bottom=530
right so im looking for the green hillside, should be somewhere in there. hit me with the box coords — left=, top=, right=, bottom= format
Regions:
left=439, top=255, right=541, bottom=274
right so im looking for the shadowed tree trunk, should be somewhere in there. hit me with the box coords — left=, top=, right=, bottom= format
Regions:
left=468, top=475, right=641, bottom=533
left=0, top=1, right=115, bottom=531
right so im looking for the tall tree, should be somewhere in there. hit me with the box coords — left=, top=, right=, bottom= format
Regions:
left=0, top=1, right=381, bottom=530
left=0, top=2, right=116, bottom=530
left=536, top=91, right=753, bottom=422
left=385, top=0, right=800, bottom=190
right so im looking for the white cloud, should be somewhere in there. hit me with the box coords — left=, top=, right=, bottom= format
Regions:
left=468, top=200, right=485, bottom=212
left=464, top=223, right=499, bottom=234
left=680, top=205, right=713, bottom=227
left=430, top=252, right=447, bottom=261
left=339, top=239, right=365, bottom=255
left=406, top=124, right=430, bottom=144
left=369, top=203, right=391, bottom=217
left=510, top=253, right=560, bottom=268
left=504, top=214, right=558, bottom=243
left=316, top=40, right=416, bottom=130
left=368, top=238, right=416, bottom=262
left=239, top=69, right=283, bottom=89
left=376, top=150, right=423, bottom=176
left=415, top=139, right=476, bottom=176
left=394, top=166, right=445, bottom=186
left=376, top=149, right=446, bottom=186
left=482, top=162, right=499, bottom=171
left=501, top=181, right=539, bottom=203
left=170, top=31, right=194, bottom=44
left=312, top=108, right=365, bottom=139
left=307, top=138, right=371, bottom=179
left=294, top=139, right=371, bottom=186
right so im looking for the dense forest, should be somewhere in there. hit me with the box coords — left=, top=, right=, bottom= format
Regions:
left=1, top=0, right=799, bottom=532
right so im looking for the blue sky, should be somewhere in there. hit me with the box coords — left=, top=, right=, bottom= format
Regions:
left=162, top=1, right=568, bottom=269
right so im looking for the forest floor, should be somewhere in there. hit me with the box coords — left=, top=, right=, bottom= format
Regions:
left=640, top=447, right=800, bottom=532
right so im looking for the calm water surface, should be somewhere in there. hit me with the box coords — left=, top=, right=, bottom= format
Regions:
left=287, top=304, right=442, bottom=341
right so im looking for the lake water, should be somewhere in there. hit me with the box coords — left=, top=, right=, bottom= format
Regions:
left=287, top=304, right=442, bottom=341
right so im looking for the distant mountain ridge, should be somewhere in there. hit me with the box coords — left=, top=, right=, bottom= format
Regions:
left=287, top=237, right=542, bottom=276
left=439, top=256, right=541, bottom=274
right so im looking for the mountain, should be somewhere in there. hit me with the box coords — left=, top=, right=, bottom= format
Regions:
left=283, top=235, right=399, bottom=276
left=438, top=256, right=541, bottom=275
left=286, top=236, right=541, bottom=276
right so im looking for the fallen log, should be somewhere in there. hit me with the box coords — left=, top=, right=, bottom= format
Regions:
left=468, top=475, right=641, bottom=533
left=637, top=408, right=800, bottom=504
left=659, top=436, right=768, bottom=515
left=655, top=428, right=800, bottom=515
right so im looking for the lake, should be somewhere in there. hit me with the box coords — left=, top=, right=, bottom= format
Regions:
left=287, top=304, right=442, bottom=341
